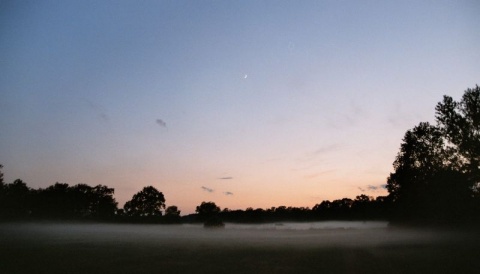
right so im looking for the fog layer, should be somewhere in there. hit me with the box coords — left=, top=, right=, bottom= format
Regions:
left=2, top=222, right=479, bottom=274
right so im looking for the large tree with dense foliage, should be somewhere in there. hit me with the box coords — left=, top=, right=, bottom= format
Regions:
left=387, top=86, right=480, bottom=223
left=196, top=201, right=224, bottom=227
left=435, top=85, right=480, bottom=191
left=123, top=186, right=165, bottom=217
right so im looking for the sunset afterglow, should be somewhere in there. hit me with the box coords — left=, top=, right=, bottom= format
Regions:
left=1, top=1, right=479, bottom=214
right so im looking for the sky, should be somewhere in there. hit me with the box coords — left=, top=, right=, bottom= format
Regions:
left=1, top=0, right=479, bottom=214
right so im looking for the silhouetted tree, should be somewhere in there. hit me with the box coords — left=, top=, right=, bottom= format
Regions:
left=435, top=85, right=480, bottom=191
left=330, top=198, right=353, bottom=219
left=196, top=201, right=223, bottom=227
left=34, top=183, right=72, bottom=218
left=312, top=200, right=331, bottom=219
left=30, top=183, right=118, bottom=220
left=0, top=175, right=118, bottom=221
left=123, top=186, right=165, bottom=218
left=0, top=165, right=4, bottom=185
left=0, top=179, right=33, bottom=219
left=387, top=86, right=480, bottom=224
left=164, top=205, right=181, bottom=223
left=69, top=184, right=93, bottom=217
left=196, top=201, right=220, bottom=217
left=387, top=123, right=446, bottom=202
left=90, top=185, right=118, bottom=219
left=0, top=165, right=5, bottom=217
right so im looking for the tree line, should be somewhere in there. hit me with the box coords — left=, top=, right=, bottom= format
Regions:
left=187, top=196, right=391, bottom=226
left=0, top=176, right=182, bottom=223
left=1, top=85, right=480, bottom=226
left=0, top=172, right=389, bottom=224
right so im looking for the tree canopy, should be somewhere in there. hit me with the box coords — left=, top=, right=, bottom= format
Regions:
left=195, top=201, right=220, bottom=218
left=123, top=186, right=166, bottom=217
left=435, top=86, right=480, bottom=187
left=387, top=85, right=480, bottom=224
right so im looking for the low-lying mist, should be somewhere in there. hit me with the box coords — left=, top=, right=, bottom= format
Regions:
left=2, top=222, right=479, bottom=274
left=0, top=221, right=468, bottom=248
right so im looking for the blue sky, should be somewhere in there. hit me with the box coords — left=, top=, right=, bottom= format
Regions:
left=1, top=0, right=479, bottom=213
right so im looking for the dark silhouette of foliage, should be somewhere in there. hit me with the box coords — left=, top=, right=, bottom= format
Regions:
left=387, top=85, right=480, bottom=224
left=35, top=182, right=71, bottom=219
left=312, top=199, right=353, bottom=220
left=196, top=201, right=221, bottom=217
left=196, top=201, right=224, bottom=227
left=31, top=183, right=118, bottom=220
left=215, top=196, right=390, bottom=224
left=0, top=172, right=118, bottom=221
left=386, top=123, right=447, bottom=214
left=0, top=172, right=390, bottom=223
left=0, top=164, right=4, bottom=185
left=435, top=85, right=480, bottom=190
left=89, top=185, right=118, bottom=219
left=123, top=186, right=165, bottom=218
left=0, top=179, right=32, bottom=219
left=164, top=205, right=181, bottom=223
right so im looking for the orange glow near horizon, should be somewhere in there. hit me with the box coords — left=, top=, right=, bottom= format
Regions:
left=1, top=1, right=476, bottom=216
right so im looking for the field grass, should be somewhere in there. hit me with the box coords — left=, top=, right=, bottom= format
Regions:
left=1, top=223, right=479, bottom=274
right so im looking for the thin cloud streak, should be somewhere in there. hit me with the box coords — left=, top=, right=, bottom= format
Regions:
left=83, top=99, right=109, bottom=122
left=304, top=169, right=336, bottom=179
left=313, top=144, right=343, bottom=155
left=297, top=144, right=343, bottom=164
left=201, top=186, right=214, bottom=193
left=155, top=119, right=167, bottom=128
left=358, top=184, right=388, bottom=193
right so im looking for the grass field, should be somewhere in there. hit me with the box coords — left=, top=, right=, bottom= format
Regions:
left=1, top=222, right=479, bottom=273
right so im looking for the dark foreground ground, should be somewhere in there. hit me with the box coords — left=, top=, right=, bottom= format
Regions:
left=0, top=222, right=479, bottom=274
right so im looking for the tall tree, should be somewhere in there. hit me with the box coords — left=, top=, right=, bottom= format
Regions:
left=387, top=86, right=480, bottom=223
left=387, top=122, right=446, bottom=203
left=435, top=85, right=480, bottom=190
left=90, top=185, right=118, bottom=219
left=123, top=186, right=165, bottom=217
left=68, top=184, right=118, bottom=219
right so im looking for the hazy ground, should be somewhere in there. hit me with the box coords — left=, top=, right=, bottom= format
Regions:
left=1, top=222, right=479, bottom=274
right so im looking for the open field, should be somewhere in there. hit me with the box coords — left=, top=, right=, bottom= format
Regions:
left=1, top=222, right=479, bottom=274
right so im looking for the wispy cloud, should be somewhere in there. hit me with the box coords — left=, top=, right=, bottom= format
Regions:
left=201, top=186, right=214, bottom=193
left=298, top=144, right=343, bottom=164
left=386, top=102, right=422, bottom=128
left=224, top=191, right=233, bottom=196
left=218, top=177, right=233, bottom=180
left=312, top=144, right=343, bottom=155
left=358, top=184, right=387, bottom=193
left=304, top=169, right=335, bottom=179
left=83, top=99, right=109, bottom=122
left=155, top=119, right=167, bottom=128
left=325, top=100, right=369, bottom=130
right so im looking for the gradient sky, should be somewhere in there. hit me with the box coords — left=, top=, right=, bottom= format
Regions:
left=1, top=1, right=479, bottom=214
